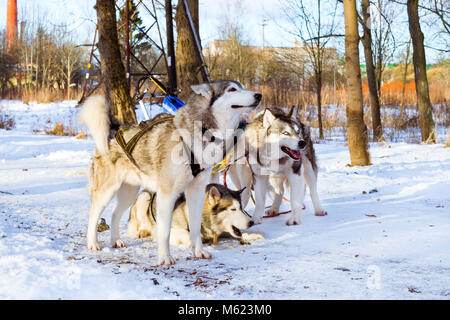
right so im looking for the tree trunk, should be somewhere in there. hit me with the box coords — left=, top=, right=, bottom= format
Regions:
left=175, top=0, right=207, bottom=100
left=399, top=38, right=411, bottom=123
left=361, top=0, right=383, bottom=142
left=407, top=0, right=436, bottom=143
left=343, top=0, right=371, bottom=166
left=316, top=75, right=324, bottom=140
left=95, top=0, right=136, bottom=125
left=316, top=0, right=323, bottom=140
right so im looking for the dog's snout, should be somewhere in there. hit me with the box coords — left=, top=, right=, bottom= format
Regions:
left=254, top=93, right=262, bottom=102
left=248, top=220, right=254, bottom=228
left=298, top=140, right=307, bottom=149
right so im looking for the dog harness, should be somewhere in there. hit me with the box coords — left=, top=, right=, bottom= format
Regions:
left=115, top=113, right=204, bottom=177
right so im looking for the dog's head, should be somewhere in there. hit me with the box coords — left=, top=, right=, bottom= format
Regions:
left=262, top=108, right=306, bottom=161
left=191, top=80, right=262, bottom=116
left=204, top=183, right=253, bottom=238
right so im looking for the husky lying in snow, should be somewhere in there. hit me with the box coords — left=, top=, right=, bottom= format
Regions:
left=79, top=80, right=261, bottom=265
left=227, top=107, right=326, bottom=226
left=128, top=184, right=264, bottom=246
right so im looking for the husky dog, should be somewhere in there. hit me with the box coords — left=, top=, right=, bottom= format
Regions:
left=266, top=107, right=327, bottom=218
left=79, top=80, right=261, bottom=265
left=128, top=184, right=264, bottom=246
left=228, top=107, right=325, bottom=225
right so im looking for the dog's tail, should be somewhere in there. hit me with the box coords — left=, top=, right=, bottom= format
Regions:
left=78, top=96, right=111, bottom=155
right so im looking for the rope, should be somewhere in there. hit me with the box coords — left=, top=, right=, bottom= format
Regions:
left=148, top=192, right=157, bottom=223
left=222, top=168, right=306, bottom=220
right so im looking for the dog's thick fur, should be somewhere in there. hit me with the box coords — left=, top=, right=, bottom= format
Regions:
left=128, top=184, right=264, bottom=246
left=266, top=107, right=326, bottom=218
left=79, top=80, right=261, bottom=265
left=228, top=107, right=326, bottom=225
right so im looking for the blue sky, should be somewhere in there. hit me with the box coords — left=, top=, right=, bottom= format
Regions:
left=0, top=0, right=291, bottom=46
left=0, top=0, right=447, bottom=63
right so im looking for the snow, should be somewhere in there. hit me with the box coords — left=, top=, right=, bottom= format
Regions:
left=0, top=99, right=449, bottom=299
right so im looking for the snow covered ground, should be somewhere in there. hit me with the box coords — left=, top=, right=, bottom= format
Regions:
left=0, top=99, right=449, bottom=299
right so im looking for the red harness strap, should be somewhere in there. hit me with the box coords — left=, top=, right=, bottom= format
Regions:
left=222, top=167, right=305, bottom=219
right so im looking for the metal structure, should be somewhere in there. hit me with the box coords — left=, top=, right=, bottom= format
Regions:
left=80, top=0, right=179, bottom=104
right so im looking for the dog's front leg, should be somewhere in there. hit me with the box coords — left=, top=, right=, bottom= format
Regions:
left=227, top=164, right=253, bottom=209
left=155, top=191, right=177, bottom=265
left=267, top=175, right=284, bottom=216
left=185, top=176, right=211, bottom=259
left=286, top=170, right=305, bottom=226
left=252, top=174, right=269, bottom=224
left=303, top=157, right=327, bottom=216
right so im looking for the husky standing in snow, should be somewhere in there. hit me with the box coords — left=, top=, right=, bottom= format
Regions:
left=128, top=184, right=264, bottom=246
left=227, top=107, right=326, bottom=226
left=79, top=80, right=261, bottom=265
left=266, top=107, right=327, bottom=218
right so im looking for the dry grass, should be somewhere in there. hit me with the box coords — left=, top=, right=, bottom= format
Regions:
left=254, top=80, right=449, bottom=114
left=0, top=111, right=15, bottom=130
left=74, top=131, right=87, bottom=139
left=2, top=87, right=81, bottom=104
left=256, top=84, right=347, bottom=109
left=45, top=123, right=76, bottom=136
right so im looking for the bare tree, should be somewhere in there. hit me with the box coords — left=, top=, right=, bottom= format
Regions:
left=343, top=0, right=371, bottom=166
left=360, top=0, right=383, bottom=141
left=95, top=0, right=136, bottom=125
left=407, top=0, right=436, bottom=143
left=214, top=5, right=259, bottom=87
left=281, top=0, right=341, bottom=140
left=372, top=0, right=396, bottom=99
left=399, top=38, right=412, bottom=122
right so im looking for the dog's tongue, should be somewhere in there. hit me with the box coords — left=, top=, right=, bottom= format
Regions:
left=290, top=149, right=301, bottom=159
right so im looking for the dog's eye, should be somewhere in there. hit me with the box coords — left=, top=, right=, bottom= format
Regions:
left=283, top=131, right=290, bottom=135
left=228, top=87, right=237, bottom=92
left=231, top=208, right=237, bottom=211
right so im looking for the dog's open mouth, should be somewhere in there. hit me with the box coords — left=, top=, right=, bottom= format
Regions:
left=231, top=225, right=242, bottom=237
left=231, top=101, right=260, bottom=109
left=281, top=146, right=302, bottom=160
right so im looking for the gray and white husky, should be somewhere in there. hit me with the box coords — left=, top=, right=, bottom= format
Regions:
left=228, top=107, right=326, bottom=226
left=79, top=80, right=261, bottom=265
left=266, top=107, right=327, bottom=218
left=128, top=184, right=264, bottom=246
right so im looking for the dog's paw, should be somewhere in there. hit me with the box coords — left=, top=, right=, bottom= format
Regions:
left=252, top=216, right=263, bottom=225
left=112, top=239, right=127, bottom=248
left=243, top=232, right=264, bottom=241
left=286, top=213, right=301, bottom=226
left=315, top=210, right=328, bottom=216
left=87, top=242, right=100, bottom=251
left=158, top=255, right=176, bottom=266
left=136, top=229, right=151, bottom=238
left=194, top=249, right=212, bottom=259
left=241, top=232, right=264, bottom=245
left=265, top=209, right=278, bottom=216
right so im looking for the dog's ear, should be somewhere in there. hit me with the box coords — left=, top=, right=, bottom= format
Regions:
left=237, top=187, right=246, bottom=195
left=208, top=186, right=221, bottom=205
left=287, top=105, right=299, bottom=118
left=231, top=186, right=246, bottom=199
left=191, top=83, right=212, bottom=99
left=263, top=109, right=276, bottom=129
